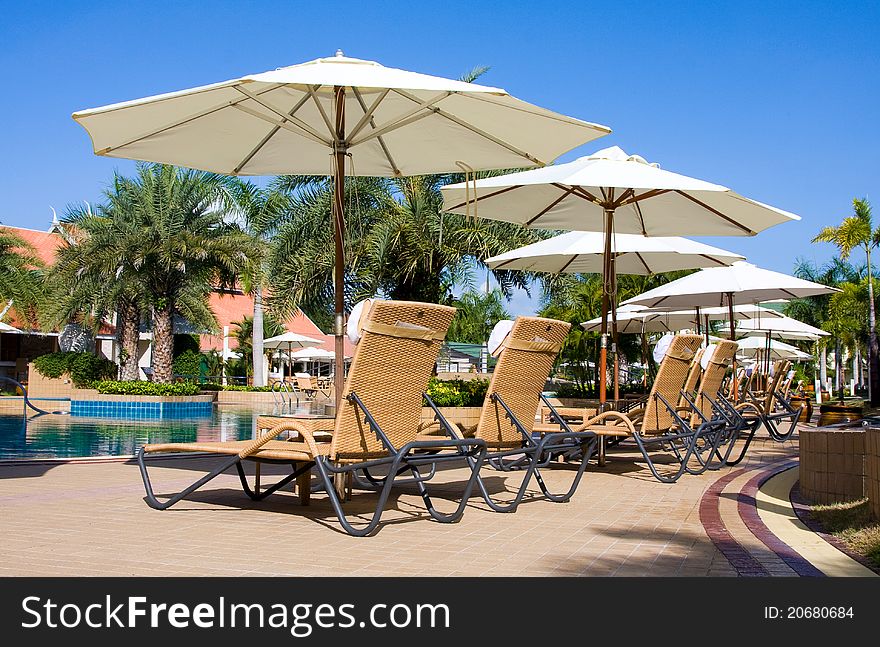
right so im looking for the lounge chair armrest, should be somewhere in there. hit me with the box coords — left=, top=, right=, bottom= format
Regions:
left=572, top=410, right=638, bottom=435
left=238, top=421, right=323, bottom=458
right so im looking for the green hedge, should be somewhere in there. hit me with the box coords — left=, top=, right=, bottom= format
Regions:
left=424, top=378, right=488, bottom=407
left=90, top=380, right=202, bottom=396
left=33, top=352, right=117, bottom=387
left=198, top=383, right=274, bottom=392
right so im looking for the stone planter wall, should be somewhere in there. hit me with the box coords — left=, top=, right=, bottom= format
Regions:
left=799, top=427, right=865, bottom=505
left=213, top=390, right=280, bottom=406
left=867, top=428, right=880, bottom=520
left=25, top=363, right=73, bottom=399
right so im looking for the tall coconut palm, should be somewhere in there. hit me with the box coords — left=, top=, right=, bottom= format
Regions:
left=0, top=228, right=43, bottom=327
left=231, top=314, right=284, bottom=378
left=813, top=198, right=880, bottom=404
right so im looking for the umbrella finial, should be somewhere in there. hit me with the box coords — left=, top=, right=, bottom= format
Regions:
left=335, top=49, right=344, bottom=57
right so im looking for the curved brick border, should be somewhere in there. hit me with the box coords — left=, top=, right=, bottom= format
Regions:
left=737, top=462, right=824, bottom=577
left=699, top=466, right=769, bottom=576
left=789, top=482, right=880, bottom=575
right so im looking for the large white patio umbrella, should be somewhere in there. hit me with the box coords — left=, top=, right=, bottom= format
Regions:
left=441, top=145, right=800, bottom=402
left=72, top=51, right=610, bottom=405
left=717, top=313, right=828, bottom=375
left=263, top=332, right=324, bottom=380
left=582, top=304, right=782, bottom=334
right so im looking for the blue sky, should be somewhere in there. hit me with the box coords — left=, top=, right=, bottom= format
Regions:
left=1, top=1, right=878, bottom=316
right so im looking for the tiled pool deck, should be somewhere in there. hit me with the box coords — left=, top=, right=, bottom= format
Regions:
left=0, top=427, right=860, bottom=577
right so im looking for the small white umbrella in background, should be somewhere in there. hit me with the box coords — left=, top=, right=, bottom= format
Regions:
left=735, top=336, right=812, bottom=362
left=263, top=332, right=323, bottom=380
left=442, top=146, right=800, bottom=403
left=717, top=313, right=828, bottom=375
left=73, top=51, right=610, bottom=406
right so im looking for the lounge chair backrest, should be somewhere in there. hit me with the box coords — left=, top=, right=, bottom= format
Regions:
left=690, top=340, right=737, bottom=424
left=329, top=300, right=456, bottom=461
left=640, top=334, right=702, bottom=435
left=475, top=316, right=570, bottom=448
left=756, top=360, right=789, bottom=414
left=294, top=373, right=314, bottom=390
left=678, top=347, right=705, bottom=407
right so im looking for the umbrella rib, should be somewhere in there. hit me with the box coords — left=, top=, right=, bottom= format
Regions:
left=348, top=91, right=452, bottom=147
left=557, top=255, right=579, bottom=273
left=307, top=85, right=338, bottom=143
left=634, top=251, right=652, bottom=274
left=232, top=102, right=331, bottom=147
left=350, top=88, right=401, bottom=176
left=674, top=191, right=756, bottom=235
left=94, top=83, right=285, bottom=155
left=233, top=87, right=330, bottom=146
left=391, top=89, right=546, bottom=166
left=555, top=183, right=603, bottom=205
left=632, top=200, right=648, bottom=236
left=348, top=88, right=390, bottom=140
left=445, top=185, right=522, bottom=211
left=616, top=188, right=670, bottom=207
left=232, top=93, right=313, bottom=174
left=525, top=187, right=579, bottom=226
left=699, top=253, right=729, bottom=267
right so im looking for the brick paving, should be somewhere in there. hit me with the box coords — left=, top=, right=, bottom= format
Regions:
left=0, top=430, right=806, bottom=577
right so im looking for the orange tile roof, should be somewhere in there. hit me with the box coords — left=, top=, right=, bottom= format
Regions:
left=0, top=225, right=64, bottom=266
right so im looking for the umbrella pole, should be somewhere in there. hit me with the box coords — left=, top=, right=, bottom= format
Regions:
left=332, top=85, right=347, bottom=411
left=727, top=291, right=737, bottom=401
left=612, top=254, right=619, bottom=402
left=705, top=314, right=710, bottom=347
left=599, top=207, right=614, bottom=406
left=695, top=305, right=701, bottom=336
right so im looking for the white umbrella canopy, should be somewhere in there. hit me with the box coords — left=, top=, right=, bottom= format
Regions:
left=262, top=332, right=324, bottom=350
left=735, top=337, right=811, bottom=361
left=717, top=314, right=829, bottom=341
left=72, top=53, right=610, bottom=176
left=581, top=304, right=783, bottom=334
left=442, top=145, right=800, bottom=236
left=622, top=261, right=839, bottom=310
left=288, top=347, right=340, bottom=360
left=485, top=230, right=744, bottom=274
left=442, top=145, right=800, bottom=402
left=0, top=322, right=22, bottom=333
left=73, top=51, right=610, bottom=403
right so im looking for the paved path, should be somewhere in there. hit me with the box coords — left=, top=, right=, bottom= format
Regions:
left=0, top=427, right=866, bottom=577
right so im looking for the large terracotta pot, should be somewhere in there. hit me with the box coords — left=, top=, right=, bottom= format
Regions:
left=790, top=396, right=813, bottom=423
left=817, top=403, right=863, bottom=427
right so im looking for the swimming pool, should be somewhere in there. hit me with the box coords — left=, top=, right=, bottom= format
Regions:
left=0, top=406, right=311, bottom=461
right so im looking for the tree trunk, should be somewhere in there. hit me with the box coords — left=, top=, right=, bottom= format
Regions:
left=866, top=248, right=880, bottom=404
left=252, top=288, right=265, bottom=387
left=820, top=345, right=828, bottom=392
left=117, top=300, right=141, bottom=381
left=854, top=346, right=861, bottom=391
left=151, top=305, right=174, bottom=384
left=836, top=340, right=845, bottom=403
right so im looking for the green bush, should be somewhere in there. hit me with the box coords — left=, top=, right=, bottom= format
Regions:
left=424, top=378, right=488, bottom=407
left=198, top=383, right=273, bottom=392
left=33, top=351, right=116, bottom=387
left=91, top=380, right=202, bottom=396
left=172, top=350, right=202, bottom=378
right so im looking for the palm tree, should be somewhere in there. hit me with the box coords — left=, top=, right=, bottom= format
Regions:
left=447, top=289, right=510, bottom=343
left=126, top=165, right=257, bottom=382
left=231, top=314, right=284, bottom=378
left=46, top=185, right=146, bottom=380
left=0, top=228, right=43, bottom=327
left=813, top=198, right=880, bottom=404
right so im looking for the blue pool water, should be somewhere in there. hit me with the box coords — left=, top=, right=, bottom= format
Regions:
left=0, top=406, right=301, bottom=461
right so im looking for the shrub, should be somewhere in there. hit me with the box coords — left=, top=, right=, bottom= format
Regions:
left=33, top=351, right=116, bottom=387
left=424, top=378, right=488, bottom=407
left=197, top=383, right=273, bottom=392
left=173, top=350, right=202, bottom=378
left=90, top=380, right=202, bottom=396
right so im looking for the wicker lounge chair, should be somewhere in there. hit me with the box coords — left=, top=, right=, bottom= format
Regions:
left=574, top=334, right=722, bottom=483
left=718, top=359, right=803, bottom=465
left=422, top=316, right=597, bottom=513
left=138, top=300, right=486, bottom=536
left=294, top=373, right=331, bottom=400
